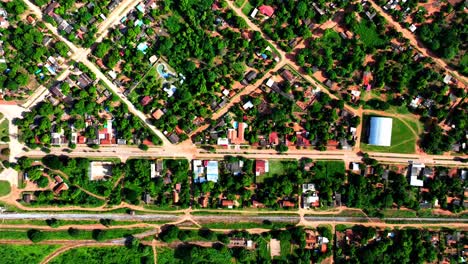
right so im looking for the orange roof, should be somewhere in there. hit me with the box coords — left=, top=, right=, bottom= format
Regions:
left=221, top=200, right=234, bottom=207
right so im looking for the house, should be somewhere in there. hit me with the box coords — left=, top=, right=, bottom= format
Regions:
left=269, top=132, right=280, bottom=146
left=22, top=193, right=32, bottom=203
left=152, top=109, right=165, bottom=120
left=77, top=74, right=93, bottom=89
left=0, top=9, right=8, bottom=29
left=228, top=122, right=247, bottom=145
left=221, top=199, right=234, bottom=208
left=408, top=161, right=425, bottom=187
left=242, top=101, right=254, bottom=110
left=53, top=182, right=69, bottom=194
left=305, top=230, right=319, bottom=249
left=443, top=74, right=452, bottom=84
left=49, top=84, right=65, bottom=99
left=27, top=15, right=36, bottom=24
left=42, top=36, right=53, bottom=46
left=281, top=69, right=295, bottom=83
left=242, top=70, right=257, bottom=85
left=44, top=2, right=59, bottom=17
left=226, top=160, right=244, bottom=176
left=206, top=160, right=219, bottom=182
left=302, top=183, right=320, bottom=209
left=409, top=24, right=417, bottom=33
left=255, top=160, right=269, bottom=176
left=140, top=96, right=152, bottom=106
left=143, top=193, right=151, bottom=204
left=250, top=8, right=259, bottom=18
left=258, top=5, right=274, bottom=17
left=168, top=133, right=180, bottom=144
left=351, top=162, right=360, bottom=172
left=281, top=200, right=295, bottom=208
left=150, top=160, right=164, bottom=178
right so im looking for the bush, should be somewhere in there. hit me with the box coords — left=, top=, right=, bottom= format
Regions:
left=1, top=148, right=10, bottom=156
left=27, top=229, right=45, bottom=243
left=36, top=176, right=49, bottom=188
left=46, top=218, right=60, bottom=228
left=68, top=227, right=80, bottom=237
left=92, top=229, right=106, bottom=241
left=138, top=144, right=149, bottom=151
left=159, top=225, right=179, bottom=242
left=99, top=218, right=113, bottom=227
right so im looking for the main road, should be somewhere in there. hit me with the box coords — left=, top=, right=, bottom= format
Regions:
left=1, top=212, right=467, bottom=226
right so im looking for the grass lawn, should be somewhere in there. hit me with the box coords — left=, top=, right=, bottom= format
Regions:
left=0, top=119, right=9, bottom=139
left=0, top=244, right=60, bottom=263
left=0, top=180, right=11, bottom=196
left=234, top=0, right=245, bottom=7
left=361, top=115, right=416, bottom=154
left=354, top=20, right=385, bottom=48
left=201, top=221, right=291, bottom=230
left=381, top=209, right=417, bottom=218
left=242, top=1, right=253, bottom=16
left=280, top=238, right=291, bottom=258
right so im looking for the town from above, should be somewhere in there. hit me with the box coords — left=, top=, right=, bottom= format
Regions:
left=0, top=0, right=467, bottom=263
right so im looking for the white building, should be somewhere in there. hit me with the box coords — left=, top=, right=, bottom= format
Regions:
left=368, top=117, right=393, bottom=147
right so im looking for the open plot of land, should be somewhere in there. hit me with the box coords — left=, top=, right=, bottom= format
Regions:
left=361, top=115, right=417, bottom=154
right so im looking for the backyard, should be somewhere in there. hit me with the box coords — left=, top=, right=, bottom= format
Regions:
left=0, top=180, right=11, bottom=196
left=354, top=20, right=386, bottom=48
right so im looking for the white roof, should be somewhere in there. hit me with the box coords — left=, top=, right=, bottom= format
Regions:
left=352, top=162, right=360, bottom=171
left=217, top=138, right=229, bottom=145
left=443, top=74, right=452, bottom=84
left=409, top=24, right=417, bottom=32
left=222, top=89, right=229, bottom=96
left=250, top=8, right=258, bottom=18
left=410, top=176, right=424, bottom=187
left=266, top=78, right=275, bottom=87
left=368, top=117, right=393, bottom=146
left=108, top=71, right=117, bottom=79
left=351, top=90, right=361, bottom=97
left=243, top=101, right=254, bottom=110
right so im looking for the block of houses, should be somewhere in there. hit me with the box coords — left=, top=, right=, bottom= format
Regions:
left=193, top=160, right=219, bottom=183
left=255, top=159, right=269, bottom=176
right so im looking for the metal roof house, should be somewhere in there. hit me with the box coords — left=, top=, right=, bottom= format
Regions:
left=368, top=117, right=393, bottom=147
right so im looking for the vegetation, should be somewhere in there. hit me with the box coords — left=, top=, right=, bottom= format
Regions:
left=0, top=244, right=60, bottom=263
left=0, top=180, right=11, bottom=196
left=50, top=245, right=153, bottom=264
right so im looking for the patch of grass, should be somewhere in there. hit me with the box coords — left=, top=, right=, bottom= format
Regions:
left=361, top=116, right=416, bottom=154
left=0, top=228, right=150, bottom=241
left=280, top=238, right=291, bottom=257
left=269, top=160, right=285, bottom=176
left=201, top=221, right=291, bottom=230
left=157, top=247, right=179, bottom=264
left=381, top=209, right=417, bottom=218
left=50, top=246, right=154, bottom=264
left=234, top=0, right=245, bottom=7
left=354, top=20, right=385, bottom=48
left=242, top=1, right=254, bottom=16
left=0, top=244, right=60, bottom=263
left=0, top=119, right=9, bottom=139
left=0, top=180, right=11, bottom=196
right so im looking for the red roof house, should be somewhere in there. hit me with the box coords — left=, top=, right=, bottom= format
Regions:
left=141, top=96, right=152, bottom=106
left=221, top=199, right=234, bottom=207
left=258, top=5, right=275, bottom=17
left=77, top=136, right=86, bottom=144
left=255, top=160, right=267, bottom=176
left=269, top=132, right=279, bottom=145
left=281, top=200, right=295, bottom=208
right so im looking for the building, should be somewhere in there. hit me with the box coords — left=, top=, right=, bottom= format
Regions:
left=141, top=96, right=152, bottom=106
left=221, top=199, right=234, bottom=208
left=151, top=160, right=163, bottom=178
left=368, top=117, right=393, bottom=146
left=258, top=5, right=274, bottom=17
left=255, top=160, right=269, bottom=176
left=228, top=122, right=247, bottom=145
left=206, top=161, right=219, bottom=182
left=242, top=70, right=257, bottom=85
left=302, top=184, right=320, bottom=209
left=408, top=161, right=425, bottom=187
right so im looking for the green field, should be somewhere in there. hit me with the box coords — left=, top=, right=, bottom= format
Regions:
left=314, top=160, right=345, bottom=177
left=354, top=20, right=385, bottom=48
left=361, top=116, right=417, bottom=154
left=0, top=180, right=11, bottom=196
left=201, top=221, right=291, bottom=230
left=50, top=246, right=154, bottom=264
left=0, top=244, right=60, bottom=264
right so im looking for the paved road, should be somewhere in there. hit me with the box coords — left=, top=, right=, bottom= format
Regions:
left=1, top=212, right=467, bottom=224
